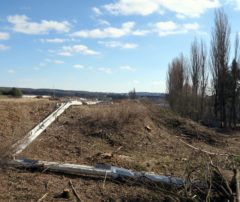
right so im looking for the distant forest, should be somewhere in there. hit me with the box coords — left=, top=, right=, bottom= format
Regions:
left=0, top=87, right=165, bottom=101
left=0, top=87, right=23, bottom=97
left=166, top=9, right=240, bottom=128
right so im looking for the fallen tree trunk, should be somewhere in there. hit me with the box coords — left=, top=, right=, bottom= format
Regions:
left=10, top=102, right=76, bottom=156
left=7, top=158, right=185, bottom=187
left=9, top=100, right=86, bottom=157
left=7, top=158, right=238, bottom=201
left=9, top=100, right=101, bottom=157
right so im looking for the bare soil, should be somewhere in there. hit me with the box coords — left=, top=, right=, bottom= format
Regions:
left=21, top=101, right=240, bottom=174
left=0, top=168, right=166, bottom=201
left=1, top=99, right=240, bottom=201
left=0, top=98, right=56, bottom=155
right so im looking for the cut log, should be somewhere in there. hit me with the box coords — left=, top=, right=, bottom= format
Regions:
left=8, top=158, right=185, bottom=187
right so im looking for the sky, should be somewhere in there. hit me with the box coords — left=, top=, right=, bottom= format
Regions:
left=0, top=0, right=240, bottom=93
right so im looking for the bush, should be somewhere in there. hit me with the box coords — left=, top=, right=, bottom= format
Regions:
left=10, top=88, right=23, bottom=97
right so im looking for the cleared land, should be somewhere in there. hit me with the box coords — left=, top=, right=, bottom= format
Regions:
left=21, top=101, right=240, bottom=174
left=0, top=98, right=56, bottom=155
left=1, top=99, right=240, bottom=201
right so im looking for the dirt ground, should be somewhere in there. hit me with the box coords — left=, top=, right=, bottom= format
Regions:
left=21, top=101, right=240, bottom=174
left=0, top=168, right=166, bottom=201
left=0, top=98, right=56, bottom=155
left=1, top=99, right=240, bottom=201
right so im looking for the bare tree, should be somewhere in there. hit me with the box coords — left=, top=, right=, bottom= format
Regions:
left=167, top=54, right=189, bottom=115
left=128, top=88, right=136, bottom=99
left=210, top=9, right=231, bottom=127
left=230, top=34, right=240, bottom=128
left=190, top=39, right=202, bottom=120
left=165, top=9, right=240, bottom=129
left=199, top=40, right=208, bottom=119
left=189, top=39, right=208, bottom=120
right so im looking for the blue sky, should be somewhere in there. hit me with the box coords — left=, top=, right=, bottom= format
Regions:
left=0, top=0, right=240, bottom=93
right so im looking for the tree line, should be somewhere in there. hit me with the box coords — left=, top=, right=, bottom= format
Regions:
left=166, top=9, right=240, bottom=128
left=0, top=87, right=23, bottom=97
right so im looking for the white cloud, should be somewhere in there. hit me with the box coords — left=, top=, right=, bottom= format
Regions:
left=122, top=43, right=138, bottom=49
left=103, top=0, right=220, bottom=17
left=59, top=45, right=100, bottom=56
left=176, top=14, right=186, bottom=19
left=155, top=21, right=178, bottom=31
left=8, top=15, right=71, bottom=34
left=98, top=67, right=112, bottom=74
left=0, top=44, right=9, bottom=51
left=74, top=64, right=84, bottom=69
left=58, top=51, right=72, bottom=56
left=97, top=19, right=110, bottom=26
left=0, top=32, right=10, bottom=40
left=153, top=21, right=200, bottom=36
left=54, top=60, right=64, bottom=64
left=120, top=65, right=137, bottom=72
left=40, top=38, right=66, bottom=43
left=92, top=7, right=102, bottom=15
left=71, top=22, right=135, bottom=38
left=104, top=0, right=160, bottom=16
left=183, top=23, right=200, bottom=30
left=99, top=41, right=138, bottom=49
left=132, top=29, right=150, bottom=36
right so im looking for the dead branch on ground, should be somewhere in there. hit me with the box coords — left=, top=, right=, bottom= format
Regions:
left=37, top=193, right=48, bottom=202
left=69, top=180, right=82, bottom=202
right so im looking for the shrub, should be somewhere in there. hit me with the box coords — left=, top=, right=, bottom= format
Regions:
left=10, top=88, right=23, bottom=97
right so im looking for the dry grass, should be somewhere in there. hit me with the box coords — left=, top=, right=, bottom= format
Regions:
left=1, top=99, right=240, bottom=201
left=21, top=100, right=239, bottom=174
left=0, top=98, right=56, bottom=156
